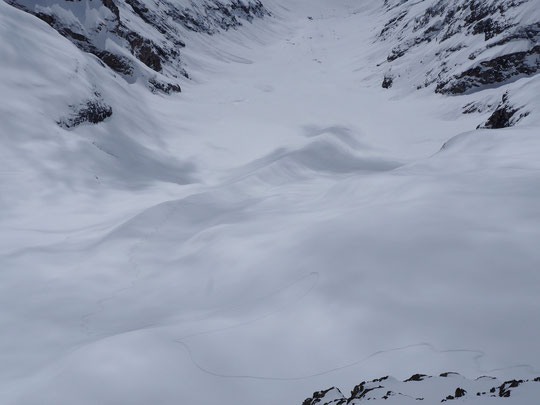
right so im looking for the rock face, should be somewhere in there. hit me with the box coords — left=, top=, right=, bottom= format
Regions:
left=382, top=76, right=394, bottom=88
left=436, top=45, right=540, bottom=94
left=478, top=92, right=530, bottom=128
left=377, top=0, right=539, bottom=96
left=301, top=374, right=540, bottom=404
left=5, top=0, right=268, bottom=93
left=4, top=0, right=269, bottom=128
left=57, top=93, right=113, bottom=128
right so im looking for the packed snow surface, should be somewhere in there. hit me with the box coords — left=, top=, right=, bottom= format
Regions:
left=1, top=0, right=539, bottom=404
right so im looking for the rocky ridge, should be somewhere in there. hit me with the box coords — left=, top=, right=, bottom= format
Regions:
left=5, top=0, right=269, bottom=94
left=302, top=373, right=540, bottom=404
left=379, top=0, right=539, bottom=94
left=377, top=0, right=539, bottom=127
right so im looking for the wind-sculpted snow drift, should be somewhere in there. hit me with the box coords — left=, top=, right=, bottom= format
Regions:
left=1, top=0, right=540, bottom=404
left=379, top=0, right=539, bottom=93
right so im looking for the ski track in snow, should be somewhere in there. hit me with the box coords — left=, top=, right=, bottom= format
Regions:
left=79, top=202, right=179, bottom=337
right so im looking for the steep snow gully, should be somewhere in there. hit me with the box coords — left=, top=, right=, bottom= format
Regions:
left=1, top=0, right=540, bottom=404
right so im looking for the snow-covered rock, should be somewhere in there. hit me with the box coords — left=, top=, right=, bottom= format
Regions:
left=302, top=374, right=540, bottom=404
left=378, top=0, right=539, bottom=94
left=6, top=0, right=269, bottom=92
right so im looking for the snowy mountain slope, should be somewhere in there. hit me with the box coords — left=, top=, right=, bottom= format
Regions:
left=1, top=0, right=540, bottom=405
left=6, top=0, right=268, bottom=94
left=376, top=0, right=539, bottom=93
left=303, top=374, right=540, bottom=404
left=373, top=0, right=539, bottom=128
left=0, top=0, right=198, bottom=202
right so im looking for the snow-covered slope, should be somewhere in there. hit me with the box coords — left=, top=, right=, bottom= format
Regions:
left=6, top=0, right=268, bottom=93
left=1, top=0, right=539, bottom=404
left=374, top=0, right=540, bottom=128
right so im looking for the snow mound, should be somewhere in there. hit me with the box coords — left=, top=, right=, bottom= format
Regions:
left=229, top=130, right=402, bottom=187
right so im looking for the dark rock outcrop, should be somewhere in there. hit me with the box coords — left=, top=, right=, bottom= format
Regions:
left=478, top=92, right=530, bottom=128
left=483, top=104, right=519, bottom=128
left=96, top=51, right=135, bottom=76
left=382, top=76, right=393, bottom=88
left=497, top=379, right=523, bottom=397
left=302, top=374, right=540, bottom=404
left=350, top=381, right=384, bottom=401
left=302, top=387, right=345, bottom=405
left=455, top=387, right=467, bottom=397
left=405, top=373, right=428, bottom=382
left=440, top=372, right=460, bottom=377
left=148, top=78, right=182, bottom=94
left=57, top=93, right=112, bottom=128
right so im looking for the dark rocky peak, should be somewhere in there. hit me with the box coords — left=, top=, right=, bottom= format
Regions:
left=57, top=92, right=112, bottom=128
left=302, top=387, right=346, bottom=405
left=478, top=91, right=530, bottom=128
